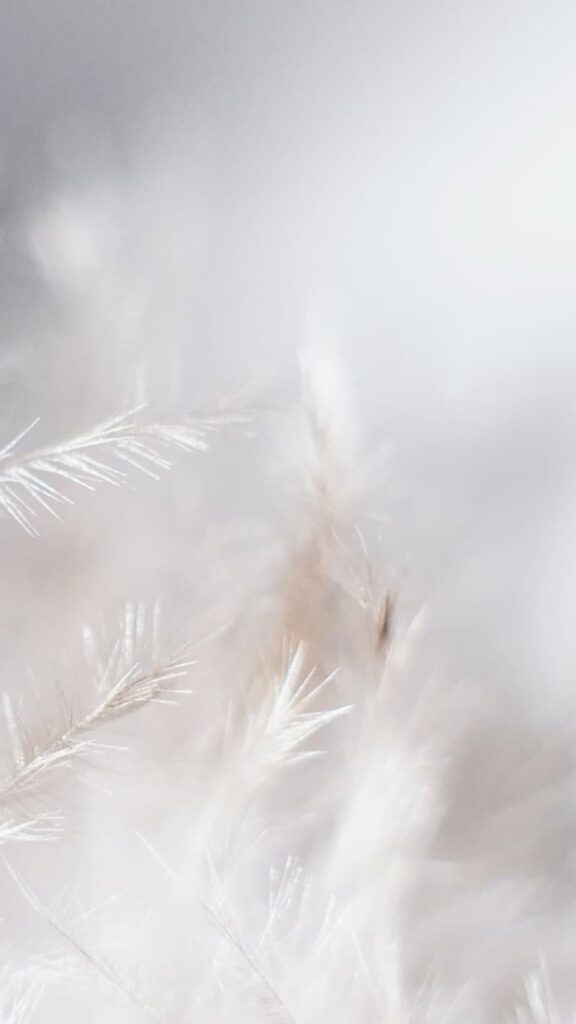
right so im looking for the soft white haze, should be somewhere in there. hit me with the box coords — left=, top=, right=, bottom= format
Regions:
left=2, top=2, right=576, bottom=1021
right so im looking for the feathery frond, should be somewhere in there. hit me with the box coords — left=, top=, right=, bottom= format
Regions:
left=0, top=812, right=64, bottom=846
left=0, top=406, right=247, bottom=534
left=136, top=832, right=295, bottom=1024
left=0, top=603, right=194, bottom=840
left=2, top=859, right=165, bottom=1023
left=242, top=644, right=351, bottom=782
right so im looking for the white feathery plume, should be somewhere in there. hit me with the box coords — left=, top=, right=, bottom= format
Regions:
left=0, top=602, right=194, bottom=844
left=241, top=644, right=351, bottom=783
left=2, top=858, right=166, bottom=1024
left=0, top=813, right=64, bottom=847
left=135, top=832, right=296, bottom=1024
left=0, top=405, right=248, bottom=535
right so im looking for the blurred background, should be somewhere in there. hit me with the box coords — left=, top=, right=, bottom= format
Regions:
left=1, top=0, right=576, bottom=722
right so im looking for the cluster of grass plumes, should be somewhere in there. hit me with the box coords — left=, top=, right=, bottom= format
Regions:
left=0, top=364, right=571, bottom=1024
